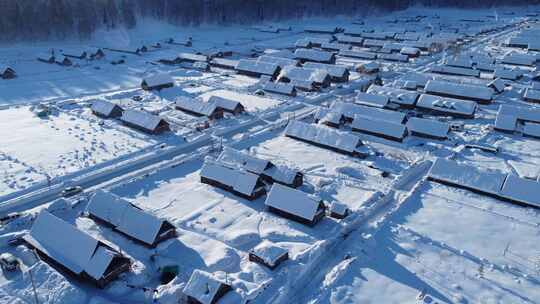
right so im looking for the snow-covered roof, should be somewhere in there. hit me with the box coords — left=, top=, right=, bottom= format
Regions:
left=430, top=65, right=480, bottom=77
left=91, top=100, right=122, bottom=116
left=263, top=165, right=299, bottom=185
left=494, top=112, right=517, bottom=132
left=354, top=92, right=389, bottom=108
left=23, top=211, right=123, bottom=281
left=294, top=48, right=335, bottom=63
left=339, top=50, right=377, bottom=60
left=177, top=52, right=208, bottom=62
left=24, top=211, right=98, bottom=275
left=249, top=240, right=288, bottom=267
left=333, top=101, right=406, bottom=123
left=236, top=59, right=280, bottom=76
left=265, top=184, right=322, bottom=221
left=284, top=120, right=361, bottom=154
left=183, top=270, right=230, bottom=304
left=366, top=85, right=419, bottom=106
left=487, top=78, right=507, bottom=93
left=425, top=80, right=493, bottom=102
left=218, top=147, right=270, bottom=174
left=175, top=96, right=218, bottom=117
left=499, top=175, right=540, bottom=208
left=501, top=53, right=536, bottom=66
left=524, top=88, right=540, bottom=102
left=329, top=201, right=348, bottom=216
left=335, top=34, right=364, bottom=45
left=279, top=66, right=329, bottom=84
left=263, top=82, right=296, bottom=95
left=208, top=96, right=243, bottom=112
left=400, top=47, right=421, bottom=56
left=303, top=62, right=348, bottom=78
left=257, top=55, right=298, bottom=68
left=417, top=94, right=477, bottom=117
left=428, top=158, right=506, bottom=196
left=352, top=114, right=407, bottom=140
left=200, top=160, right=261, bottom=196
left=499, top=104, right=540, bottom=124
left=378, top=53, right=409, bottom=62
left=406, top=117, right=450, bottom=139
left=142, top=73, right=174, bottom=88
left=523, top=122, right=540, bottom=138
left=120, top=109, right=167, bottom=131
left=494, top=67, right=523, bottom=80
left=321, top=42, right=351, bottom=52
left=363, top=39, right=386, bottom=47
left=210, top=58, right=238, bottom=68
left=445, top=56, right=474, bottom=68
left=87, top=190, right=170, bottom=246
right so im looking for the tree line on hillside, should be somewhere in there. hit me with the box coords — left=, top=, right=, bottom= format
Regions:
left=0, top=0, right=537, bottom=41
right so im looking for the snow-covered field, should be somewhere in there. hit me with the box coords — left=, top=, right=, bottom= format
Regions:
left=2, top=5, right=540, bottom=304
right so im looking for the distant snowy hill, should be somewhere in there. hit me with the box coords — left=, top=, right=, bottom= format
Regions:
left=0, top=0, right=537, bottom=40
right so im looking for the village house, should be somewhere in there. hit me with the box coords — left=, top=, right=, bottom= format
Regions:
left=183, top=270, right=232, bottom=304
left=235, top=59, right=281, bottom=79
left=120, top=109, right=170, bottom=134
left=23, top=211, right=131, bottom=288
left=86, top=190, right=176, bottom=248
left=284, top=120, right=366, bottom=157
left=0, top=66, right=16, bottom=79
left=264, top=184, right=326, bottom=226
left=175, top=96, right=224, bottom=120
left=248, top=240, right=289, bottom=269
left=91, top=100, right=123, bottom=118
left=141, top=73, right=175, bottom=91
left=200, top=159, right=267, bottom=200
left=294, top=48, right=336, bottom=64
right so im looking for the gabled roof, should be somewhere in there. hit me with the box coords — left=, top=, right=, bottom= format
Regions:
left=279, top=66, right=329, bottom=84
left=417, top=94, right=477, bottom=117
left=428, top=158, right=507, bottom=196
left=175, top=96, right=220, bottom=117
left=406, top=117, right=449, bottom=139
left=303, top=62, right=349, bottom=78
left=23, top=211, right=125, bottom=281
left=332, top=101, right=406, bottom=123
left=355, top=92, right=389, bottom=108
left=177, top=52, right=208, bottom=62
left=218, top=147, right=270, bottom=174
left=366, top=85, right=419, bottom=106
left=91, top=100, right=122, bottom=116
left=284, top=120, right=361, bottom=154
left=200, top=160, right=261, bottom=196
left=236, top=60, right=280, bottom=76
left=294, top=48, right=334, bottom=63
left=263, top=82, right=296, bottom=95
left=208, top=96, right=243, bottom=112
left=352, top=114, right=407, bottom=140
left=249, top=240, right=288, bottom=267
left=265, top=184, right=321, bottom=221
left=500, top=175, right=540, bottom=207
left=87, top=190, right=171, bottom=246
left=24, top=211, right=99, bottom=275
left=120, top=110, right=167, bottom=131
left=142, top=73, right=174, bottom=88
left=257, top=55, right=298, bottom=68
left=339, top=50, right=377, bottom=60
left=183, top=270, right=230, bottom=304
left=424, top=80, right=493, bottom=102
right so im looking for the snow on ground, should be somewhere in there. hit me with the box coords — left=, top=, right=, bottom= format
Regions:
left=0, top=106, right=157, bottom=196
left=2, top=5, right=540, bottom=304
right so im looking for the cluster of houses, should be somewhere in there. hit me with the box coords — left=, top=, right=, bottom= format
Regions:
left=200, top=147, right=347, bottom=227
left=37, top=48, right=106, bottom=67
left=22, top=189, right=177, bottom=288
left=91, top=99, right=170, bottom=134
left=428, top=158, right=540, bottom=208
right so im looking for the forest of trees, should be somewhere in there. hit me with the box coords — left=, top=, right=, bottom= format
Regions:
left=0, top=0, right=538, bottom=41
